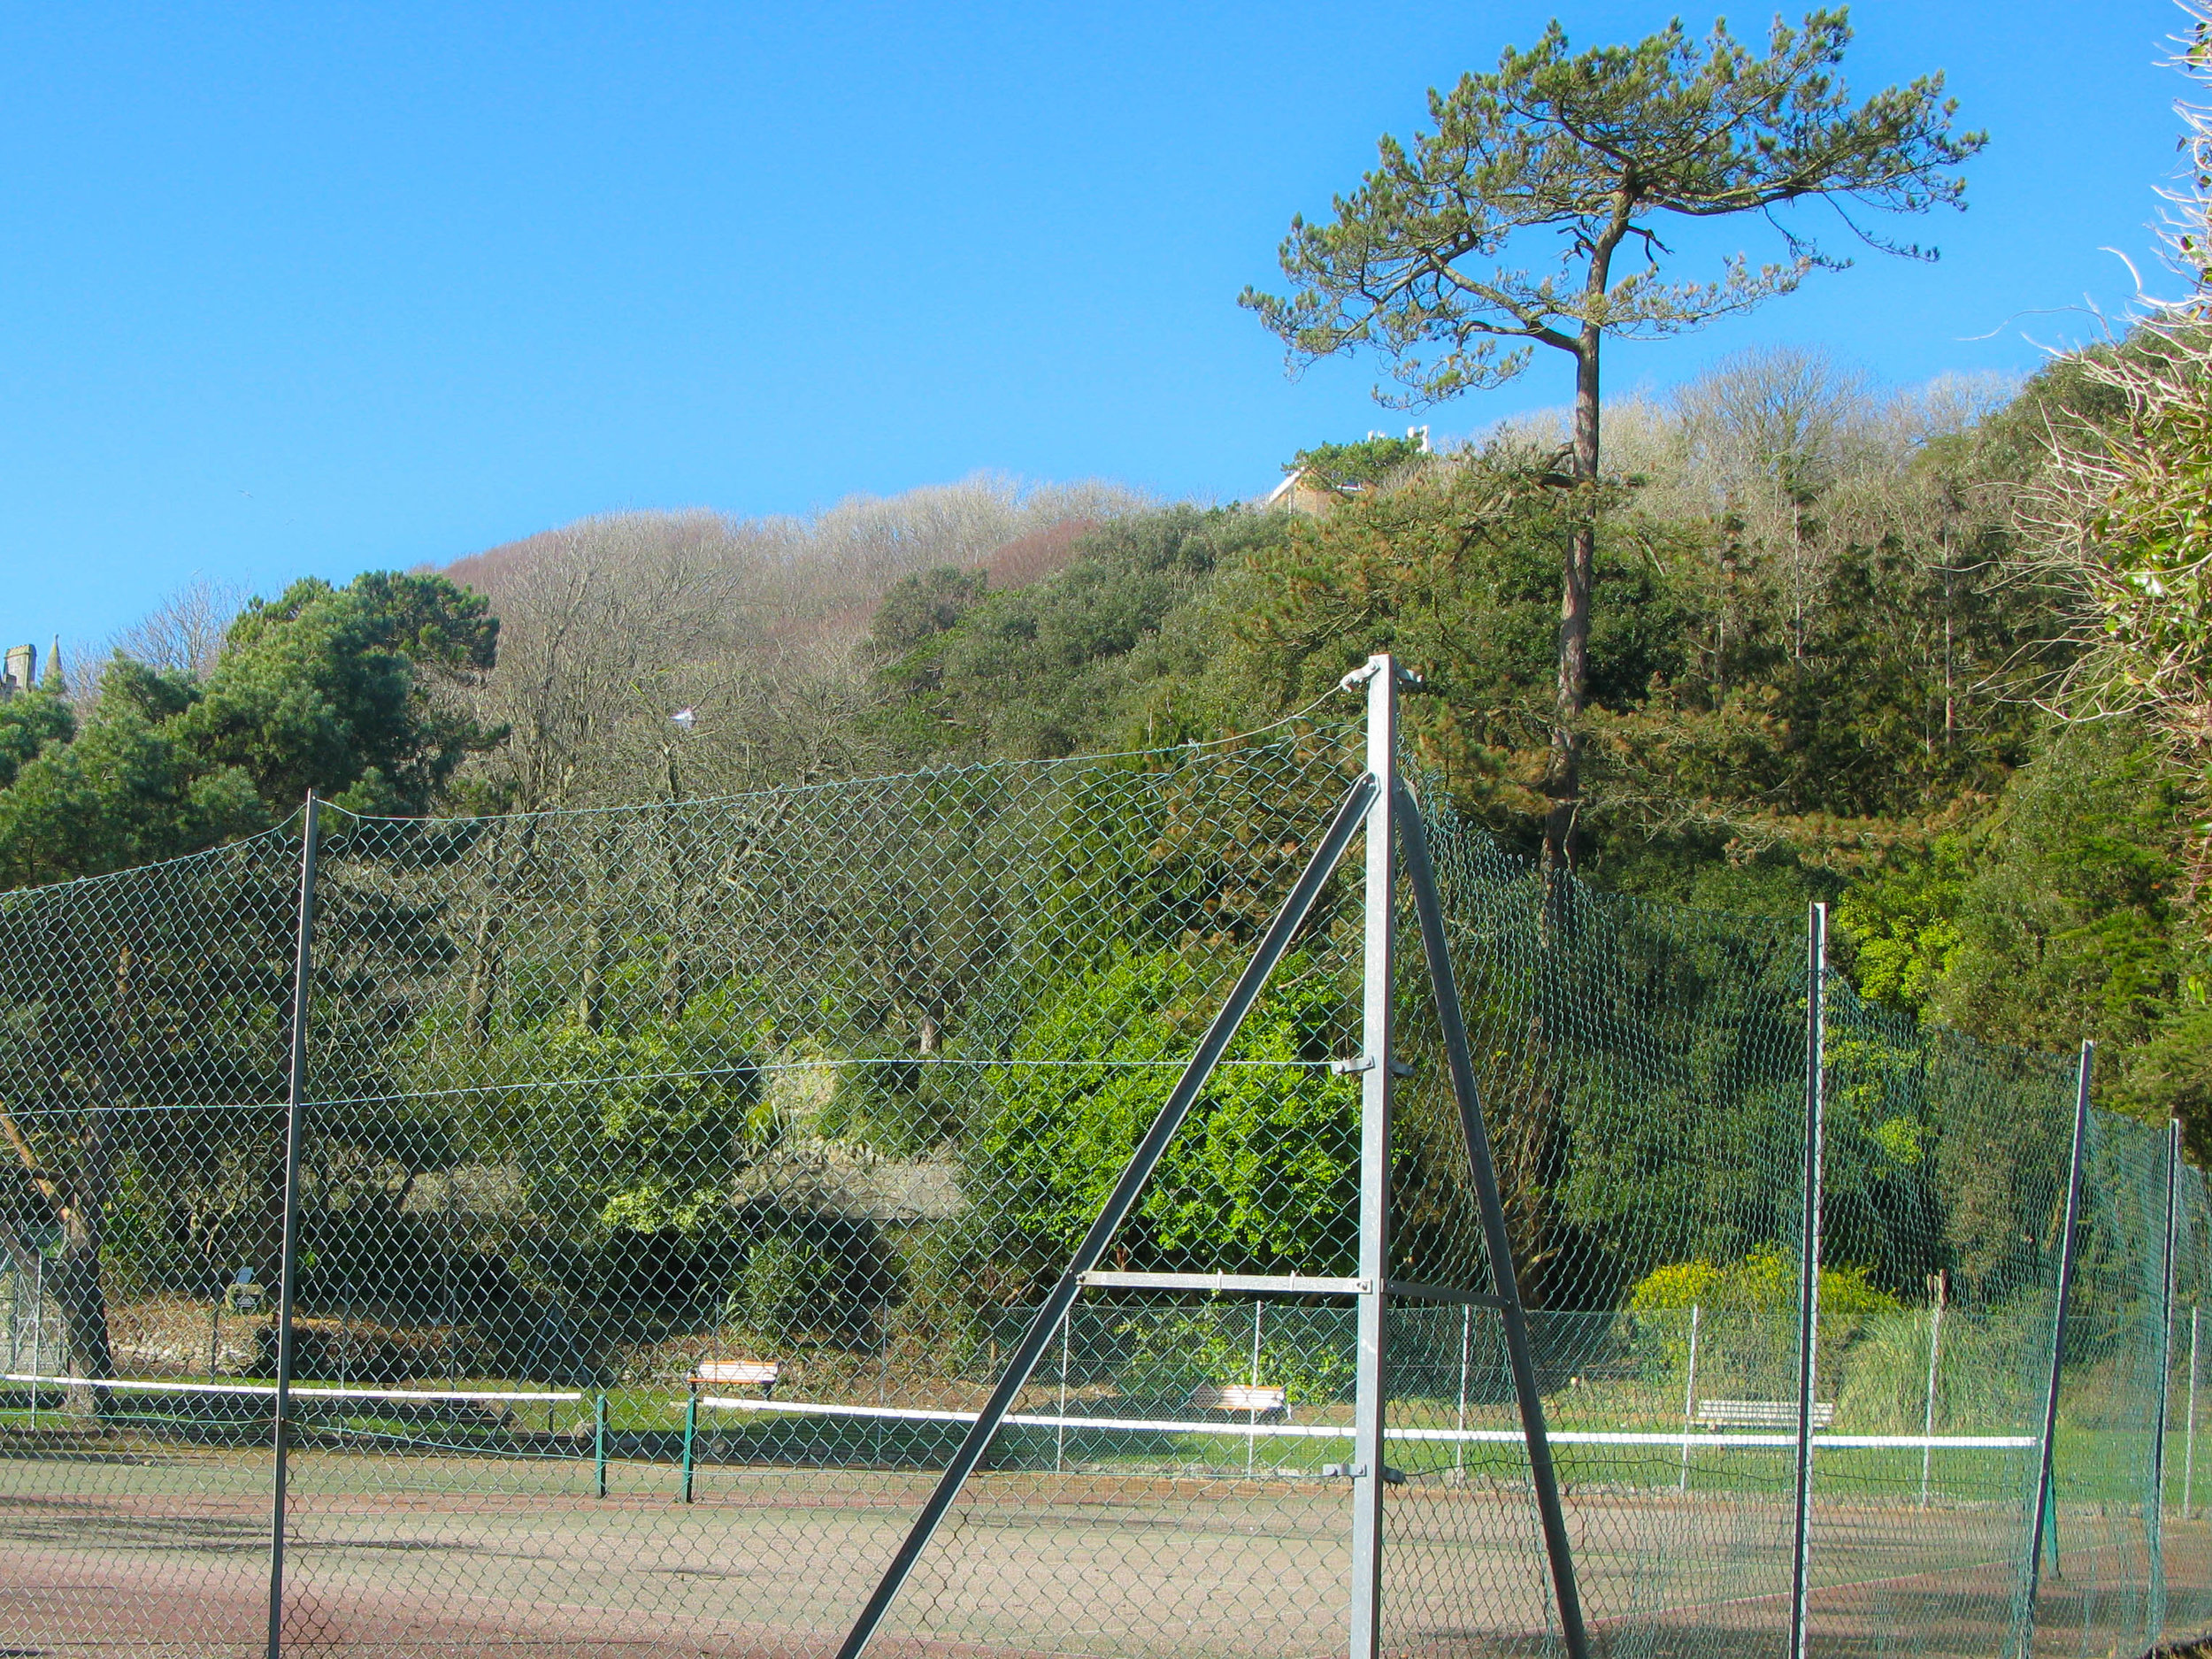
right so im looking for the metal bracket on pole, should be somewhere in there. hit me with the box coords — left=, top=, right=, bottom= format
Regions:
left=1790, top=902, right=1826, bottom=1659
left=1348, top=656, right=1395, bottom=1659
left=266, top=792, right=322, bottom=1659
left=2021, top=1040, right=2094, bottom=1655
left=830, top=770, right=1378, bottom=1659
left=1397, top=781, right=1589, bottom=1659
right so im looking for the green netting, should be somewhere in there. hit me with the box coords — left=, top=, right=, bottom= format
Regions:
left=0, top=703, right=2200, bottom=1659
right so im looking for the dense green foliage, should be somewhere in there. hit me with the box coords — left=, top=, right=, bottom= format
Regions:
left=965, top=951, right=1358, bottom=1301
left=0, top=572, right=498, bottom=887
left=847, top=362, right=2202, bottom=1148
left=4, top=336, right=2208, bottom=1384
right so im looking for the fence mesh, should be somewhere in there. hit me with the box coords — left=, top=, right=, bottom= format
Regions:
left=0, top=703, right=2200, bottom=1659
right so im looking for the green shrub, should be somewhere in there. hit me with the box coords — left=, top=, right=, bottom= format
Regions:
left=964, top=948, right=1356, bottom=1302
left=1623, top=1247, right=1906, bottom=1401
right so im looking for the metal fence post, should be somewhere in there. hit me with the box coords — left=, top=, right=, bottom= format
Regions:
left=2152, top=1117, right=2181, bottom=1640
left=1348, top=653, right=1396, bottom=1659
left=2021, top=1041, right=2094, bottom=1653
left=265, top=792, right=322, bottom=1659
left=1789, top=902, right=1826, bottom=1659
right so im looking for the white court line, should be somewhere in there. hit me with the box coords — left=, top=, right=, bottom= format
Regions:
left=697, top=1397, right=2035, bottom=1449
left=4, top=1374, right=579, bottom=1404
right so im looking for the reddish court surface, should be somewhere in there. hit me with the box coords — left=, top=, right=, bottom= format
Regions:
left=3, top=1448, right=2208, bottom=1659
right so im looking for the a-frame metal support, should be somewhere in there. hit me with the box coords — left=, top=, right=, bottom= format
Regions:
left=1398, top=780, right=1592, bottom=1659
left=833, top=654, right=1588, bottom=1659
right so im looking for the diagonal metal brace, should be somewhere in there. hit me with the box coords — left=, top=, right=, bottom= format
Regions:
left=833, top=770, right=1379, bottom=1659
left=1397, top=781, right=1591, bottom=1659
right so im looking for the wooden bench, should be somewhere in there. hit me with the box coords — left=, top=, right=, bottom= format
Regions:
left=1696, top=1398, right=1833, bottom=1430
left=695, top=1359, right=780, bottom=1399
left=1189, top=1383, right=1289, bottom=1422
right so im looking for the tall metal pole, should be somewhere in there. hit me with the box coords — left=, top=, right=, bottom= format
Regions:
left=2022, top=1041, right=2094, bottom=1649
left=2151, top=1118, right=2181, bottom=1640
left=1789, top=902, right=1826, bottom=1659
left=1348, top=654, right=1397, bottom=1659
left=1396, top=784, right=1589, bottom=1659
left=265, top=792, right=322, bottom=1659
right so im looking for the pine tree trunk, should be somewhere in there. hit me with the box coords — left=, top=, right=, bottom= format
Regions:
left=57, top=1101, right=117, bottom=1415
left=1543, top=335, right=1601, bottom=874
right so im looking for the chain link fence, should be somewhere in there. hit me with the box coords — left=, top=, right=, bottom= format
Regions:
left=0, top=676, right=2203, bottom=1659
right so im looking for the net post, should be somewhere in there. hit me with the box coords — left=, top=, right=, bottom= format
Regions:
left=1248, top=1301, right=1263, bottom=1479
left=1789, top=902, right=1826, bottom=1659
left=265, top=791, right=322, bottom=1659
left=2021, top=1040, right=2093, bottom=1653
left=2153, top=1117, right=2181, bottom=1639
left=1055, top=1311, right=1071, bottom=1475
left=1394, top=781, right=1588, bottom=1659
left=595, top=1392, right=608, bottom=1498
left=1920, top=1276, right=1946, bottom=1509
left=1455, top=1303, right=1471, bottom=1479
left=1679, top=1304, right=1701, bottom=1493
left=829, top=769, right=1378, bottom=1659
left=1348, top=653, right=1395, bottom=1659
left=681, top=1382, right=698, bottom=1503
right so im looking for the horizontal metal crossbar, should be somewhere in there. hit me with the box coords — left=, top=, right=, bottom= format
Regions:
left=1076, top=1271, right=1369, bottom=1294
left=1071, top=1273, right=1499, bottom=1304
left=695, top=1396, right=2035, bottom=1449
left=3, top=1374, right=580, bottom=1403
left=1386, top=1280, right=1504, bottom=1308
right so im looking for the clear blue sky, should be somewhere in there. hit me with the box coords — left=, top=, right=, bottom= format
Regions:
left=0, top=1, right=2190, bottom=655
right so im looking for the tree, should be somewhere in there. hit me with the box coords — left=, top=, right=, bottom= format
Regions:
left=1285, top=434, right=1431, bottom=495
left=1242, top=10, right=1982, bottom=870
left=872, top=506, right=1285, bottom=762
left=182, top=572, right=499, bottom=816
left=0, top=572, right=501, bottom=889
left=0, top=571, right=500, bottom=1403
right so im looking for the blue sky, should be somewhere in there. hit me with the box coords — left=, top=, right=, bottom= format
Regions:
left=0, top=1, right=2191, bottom=656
